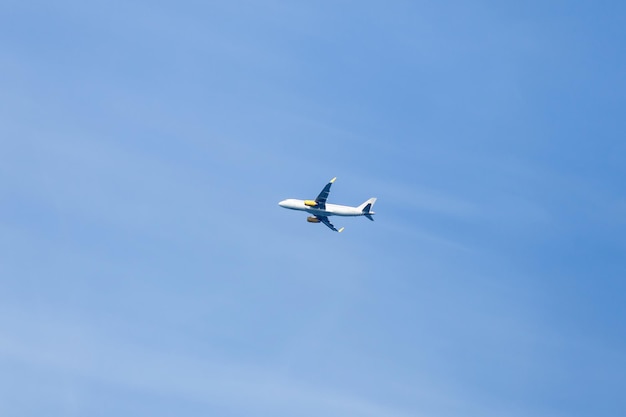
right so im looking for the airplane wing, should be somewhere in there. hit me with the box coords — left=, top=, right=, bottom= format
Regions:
left=317, top=215, right=344, bottom=233
left=314, top=177, right=336, bottom=209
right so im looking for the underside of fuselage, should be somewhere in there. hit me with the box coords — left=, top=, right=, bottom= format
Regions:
left=305, top=207, right=359, bottom=217
left=279, top=199, right=371, bottom=217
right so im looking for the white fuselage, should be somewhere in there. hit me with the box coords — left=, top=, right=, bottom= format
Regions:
left=278, top=199, right=366, bottom=217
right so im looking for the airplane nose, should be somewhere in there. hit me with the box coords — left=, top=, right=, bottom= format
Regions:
left=278, top=200, right=286, bottom=207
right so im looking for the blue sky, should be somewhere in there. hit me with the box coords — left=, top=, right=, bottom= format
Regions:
left=1, top=1, right=625, bottom=416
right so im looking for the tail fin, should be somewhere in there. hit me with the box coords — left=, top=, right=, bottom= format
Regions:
left=358, top=198, right=377, bottom=221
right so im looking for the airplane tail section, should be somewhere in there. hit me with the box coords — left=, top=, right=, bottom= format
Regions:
left=358, top=198, right=377, bottom=221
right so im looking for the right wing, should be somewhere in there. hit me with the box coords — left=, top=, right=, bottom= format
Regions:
left=317, top=215, right=344, bottom=233
left=314, top=177, right=336, bottom=209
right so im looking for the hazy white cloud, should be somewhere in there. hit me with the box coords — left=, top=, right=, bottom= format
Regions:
left=0, top=309, right=421, bottom=417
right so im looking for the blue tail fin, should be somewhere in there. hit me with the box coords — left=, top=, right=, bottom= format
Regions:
left=358, top=198, right=376, bottom=221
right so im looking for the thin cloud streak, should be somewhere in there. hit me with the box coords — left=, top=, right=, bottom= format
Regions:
left=0, top=312, right=419, bottom=417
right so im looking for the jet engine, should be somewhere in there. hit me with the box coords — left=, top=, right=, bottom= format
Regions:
left=307, top=216, right=320, bottom=223
left=304, top=200, right=318, bottom=207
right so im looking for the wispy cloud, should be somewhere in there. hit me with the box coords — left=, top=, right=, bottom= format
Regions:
left=0, top=309, right=419, bottom=417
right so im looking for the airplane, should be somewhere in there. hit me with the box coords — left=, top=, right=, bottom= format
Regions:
left=278, top=177, right=377, bottom=232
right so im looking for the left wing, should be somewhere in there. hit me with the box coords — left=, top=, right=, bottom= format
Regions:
left=317, top=215, right=344, bottom=233
left=314, top=177, right=336, bottom=209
